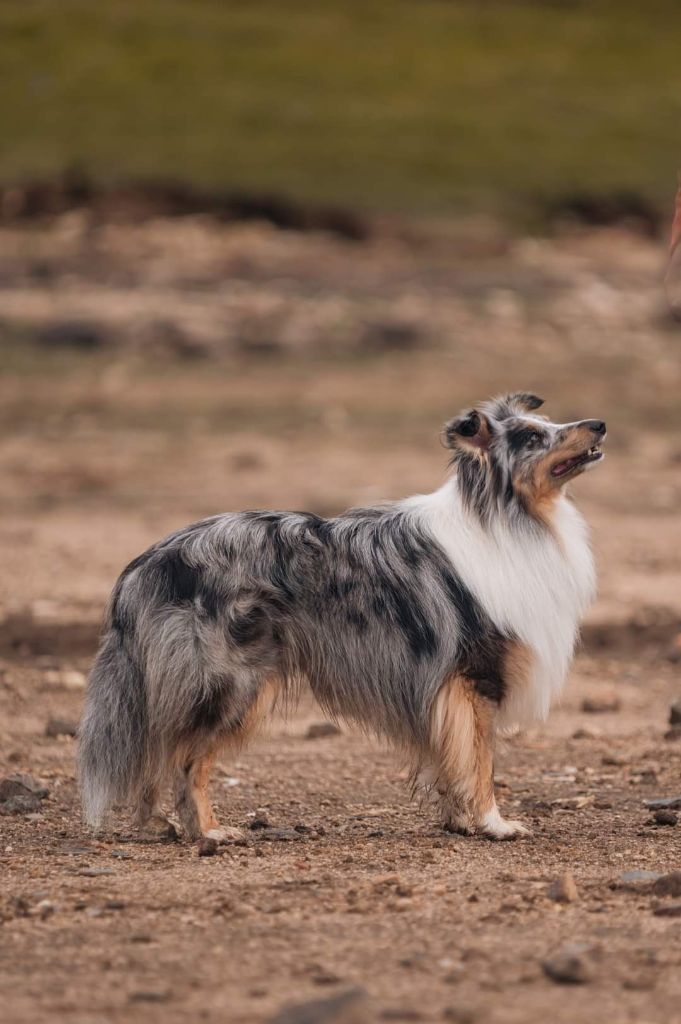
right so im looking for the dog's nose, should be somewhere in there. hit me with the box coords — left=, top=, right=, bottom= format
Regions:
left=586, top=420, right=606, bottom=435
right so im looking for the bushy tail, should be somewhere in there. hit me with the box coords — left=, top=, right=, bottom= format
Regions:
left=78, top=630, right=148, bottom=827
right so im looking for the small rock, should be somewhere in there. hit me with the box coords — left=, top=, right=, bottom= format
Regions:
left=105, top=899, right=126, bottom=910
left=550, top=795, right=595, bottom=810
left=259, top=828, right=303, bottom=843
left=664, top=726, right=681, bottom=742
left=379, top=1011, right=423, bottom=1022
left=651, top=872, right=681, bottom=898
left=644, top=795, right=681, bottom=810
left=78, top=867, right=114, bottom=877
left=45, top=717, right=78, bottom=738
left=250, top=811, right=271, bottom=830
left=547, top=870, right=579, bottom=903
left=652, top=809, right=678, bottom=827
left=622, top=974, right=656, bottom=991
left=443, top=1008, right=477, bottom=1024
left=652, top=903, right=681, bottom=918
left=128, top=989, right=171, bottom=1003
left=581, top=695, right=621, bottom=714
left=306, top=721, right=342, bottom=740
left=372, top=874, right=401, bottom=888
left=0, top=794, right=43, bottom=815
left=312, top=970, right=342, bottom=986
left=542, top=945, right=592, bottom=985
left=611, top=870, right=663, bottom=891
left=670, top=699, right=681, bottom=726
left=35, top=899, right=55, bottom=920
left=269, top=987, right=368, bottom=1024
left=197, top=837, right=219, bottom=857
left=38, top=320, right=104, bottom=351
left=571, top=727, right=598, bottom=740
left=0, top=773, right=49, bottom=801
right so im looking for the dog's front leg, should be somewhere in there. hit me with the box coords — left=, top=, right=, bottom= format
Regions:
left=431, top=676, right=530, bottom=840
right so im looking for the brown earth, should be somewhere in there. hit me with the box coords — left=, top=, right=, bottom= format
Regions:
left=0, top=215, right=680, bottom=1024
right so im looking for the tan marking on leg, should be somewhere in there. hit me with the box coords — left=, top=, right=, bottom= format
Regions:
left=174, top=677, right=281, bottom=842
left=174, top=752, right=217, bottom=841
left=134, top=785, right=175, bottom=838
left=430, top=676, right=530, bottom=839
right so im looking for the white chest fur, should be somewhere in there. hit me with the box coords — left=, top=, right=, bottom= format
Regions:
left=406, top=480, right=596, bottom=728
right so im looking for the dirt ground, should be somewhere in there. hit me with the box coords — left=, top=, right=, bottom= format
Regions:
left=0, top=215, right=680, bottom=1024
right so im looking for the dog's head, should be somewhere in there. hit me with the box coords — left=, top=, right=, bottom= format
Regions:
left=443, top=392, right=606, bottom=522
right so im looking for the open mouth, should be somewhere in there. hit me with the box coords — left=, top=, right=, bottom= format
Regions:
left=551, top=445, right=603, bottom=479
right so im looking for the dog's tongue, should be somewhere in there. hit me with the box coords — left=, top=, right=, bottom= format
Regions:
left=552, top=457, right=576, bottom=478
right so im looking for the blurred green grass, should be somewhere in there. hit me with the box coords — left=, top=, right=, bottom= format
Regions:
left=1, top=0, right=680, bottom=217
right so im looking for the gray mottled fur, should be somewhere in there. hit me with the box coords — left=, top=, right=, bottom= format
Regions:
left=79, top=390, right=602, bottom=831
left=79, top=503, right=507, bottom=827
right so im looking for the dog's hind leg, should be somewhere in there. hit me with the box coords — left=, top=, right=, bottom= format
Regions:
left=173, top=679, right=279, bottom=842
left=134, top=784, right=176, bottom=839
left=431, top=676, right=530, bottom=840
left=174, top=751, right=244, bottom=843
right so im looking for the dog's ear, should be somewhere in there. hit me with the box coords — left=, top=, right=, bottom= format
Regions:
left=508, top=392, right=544, bottom=412
left=443, top=409, right=493, bottom=453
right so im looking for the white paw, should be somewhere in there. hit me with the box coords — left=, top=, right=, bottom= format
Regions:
left=479, top=808, right=531, bottom=841
left=205, top=826, right=245, bottom=844
left=138, top=815, right=179, bottom=841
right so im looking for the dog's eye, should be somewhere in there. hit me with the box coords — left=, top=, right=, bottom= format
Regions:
left=526, top=432, right=543, bottom=448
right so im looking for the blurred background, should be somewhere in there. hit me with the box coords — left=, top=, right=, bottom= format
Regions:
left=1, top=0, right=680, bottom=629
left=2, top=4, right=681, bottom=1022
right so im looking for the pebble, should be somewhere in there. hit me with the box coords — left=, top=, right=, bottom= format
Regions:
left=0, top=773, right=49, bottom=801
left=652, top=809, right=678, bottom=827
left=652, top=903, right=681, bottom=918
left=45, top=717, right=78, bottom=738
left=197, top=837, right=219, bottom=857
left=268, top=987, right=368, bottom=1024
left=443, top=1008, right=477, bottom=1024
left=0, top=794, right=43, bottom=815
left=128, top=989, right=171, bottom=1003
left=644, top=795, right=681, bottom=810
left=306, top=722, right=342, bottom=740
left=611, top=870, right=662, bottom=891
left=259, top=828, right=303, bottom=843
left=670, top=699, right=681, bottom=726
left=541, top=945, right=592, bottom=984
left=547, top=870, right=579, bottom=903
left=571, top=727, right=599, bottom=740
left=550, top=795, right=594, bottom=810
left=581, top=695, right=621, bottom=714
left=651, top=872, right=681, bottom=898
left=250, top=811, right=271, bottom=830
left=35, top=899, right=55, bottom=920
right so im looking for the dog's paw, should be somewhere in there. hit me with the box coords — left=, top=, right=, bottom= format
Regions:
left=204, top=826, right=245, bottom=844
left=478, top=807, right=531, bottom=841
left=481, top=817, right=532, bottom=841
left=444, top=820, right=474, bottom=837
left=138, top=813, right=178, bottom=841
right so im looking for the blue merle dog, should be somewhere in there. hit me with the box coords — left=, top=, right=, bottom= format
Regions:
left=79, top=392, right=605, bottom=841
